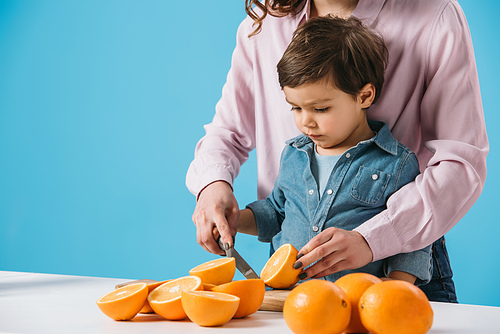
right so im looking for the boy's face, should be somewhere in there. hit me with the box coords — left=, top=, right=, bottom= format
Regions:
left=283, top=79, right=374, bottom=156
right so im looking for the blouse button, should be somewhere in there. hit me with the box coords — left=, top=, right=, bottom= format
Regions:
left=326, top=189, right=333, bottom=195
left=372, top=174, right=379, bottom=180
left=312, top=226, right=319, bottom=232
left=308, top=189, right=314, bottom=195
left=345, top=153, right=351, bottom=158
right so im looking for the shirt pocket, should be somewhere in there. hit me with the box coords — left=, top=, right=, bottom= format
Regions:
left=351, top=166, right=390, bottom=204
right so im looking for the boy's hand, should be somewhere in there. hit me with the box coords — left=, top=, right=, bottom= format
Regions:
left=192, top=181, right=239, bottom=255
left=293, top=227, right=373, bottom=279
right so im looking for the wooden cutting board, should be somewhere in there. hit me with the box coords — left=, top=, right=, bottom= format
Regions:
left=258, top=289, right=292, bottom=312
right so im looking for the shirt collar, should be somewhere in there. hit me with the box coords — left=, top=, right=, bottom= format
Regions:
left=294, top=0, right=310, bottom=28
left=368, top=120, right=398, bottom=155
left=287, top=120, right=398, bottom=156
left=295, top=0, right=386, bottom=28
left=352, top=0, right=385, bottom=26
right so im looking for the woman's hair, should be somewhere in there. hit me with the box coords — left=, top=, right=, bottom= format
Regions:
left=245, top=0, right=305, bottom=36
left=277, top=15, right=388, bottom=104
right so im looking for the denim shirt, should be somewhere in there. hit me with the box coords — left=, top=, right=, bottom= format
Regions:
left=247, top=121, right=432, bottom=284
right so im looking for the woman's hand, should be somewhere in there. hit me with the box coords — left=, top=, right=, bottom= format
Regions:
left=293, top=227, right=373, bottom=279
left=192, top=181, right=239, bottom=255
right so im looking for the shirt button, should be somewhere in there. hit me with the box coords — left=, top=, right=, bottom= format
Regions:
left=312, top=226, right=319, bottom=232
left=308, top=189, right=314, bottom=195
left=326, top=189, right=333, bottom=195
left=372, top=174, right=379, bottom=180
left=345, top=153, right=351, bottom=158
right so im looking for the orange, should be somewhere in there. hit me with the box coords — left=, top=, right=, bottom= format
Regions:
left=211, top=279, right=265, bottom=318
left=181, top=290, right=240, bottom=327
left=203, top=283, right=217, bottom=290
left=139, top=280, right=171, bottom=314
left=359, top=280, right=433, bottom=334
left=96, top=282, right=148, bottom=321
left=189, top=257, right=236, bottom=285
left=147, top=276, right=203, bottom=320
left=334, top=273, right=382, bottom=333
left=260, top=243, right=301, bottom=289
left=283, top=279, right=351, bottom=334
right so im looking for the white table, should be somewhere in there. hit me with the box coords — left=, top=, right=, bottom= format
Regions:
left=1, top=271, right=499, bottom=333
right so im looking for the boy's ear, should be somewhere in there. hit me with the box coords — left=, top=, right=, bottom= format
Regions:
left=358, top=83, right=376, bottom=108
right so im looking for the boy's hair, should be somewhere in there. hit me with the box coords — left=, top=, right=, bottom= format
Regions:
left=277, top=15, right=388, bottom=103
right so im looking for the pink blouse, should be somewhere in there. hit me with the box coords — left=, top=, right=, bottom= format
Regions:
left=186, top=0, right=489, bottom=261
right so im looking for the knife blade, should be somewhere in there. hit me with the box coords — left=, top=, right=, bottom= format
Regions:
left=217, top=236, right=260, bottom=279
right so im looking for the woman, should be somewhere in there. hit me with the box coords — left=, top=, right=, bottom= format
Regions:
left=186, top=0, right=488, bottom=302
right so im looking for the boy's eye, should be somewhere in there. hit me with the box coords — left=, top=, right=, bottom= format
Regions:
left=291, top=106, right=301, bottom=112
left=315, top=107, right=329, bottom=113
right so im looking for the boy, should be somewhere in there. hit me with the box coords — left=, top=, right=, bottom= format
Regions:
left=237, top=15, right=432, bottom=284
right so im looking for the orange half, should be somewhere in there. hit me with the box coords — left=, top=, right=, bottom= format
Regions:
left=148, top=276, right=203, bottom=320
left=139, top=280, right=171, bottom=314
left=189, top=257, right=236, bottom=285
left=260, top=243, right=301, bottom=288
left=96, top=282, right=148, bottom=321
left=181, top=290, right=240, bottom=327
left=211, top=279, right=265, bottom=318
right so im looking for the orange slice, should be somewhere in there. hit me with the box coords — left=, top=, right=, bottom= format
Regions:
left=96, top=282, right=148, bottom=321
left=148, top=276, right=203, bottom=320
left=189, top=257, right=236, bottom=285
left=139, top=280, right=171, bottom=314
left=260, top=243, right=301, bottom=288
left=181, top=290, right=240, bottom=327
left=211, top=279, right=265, bottom=318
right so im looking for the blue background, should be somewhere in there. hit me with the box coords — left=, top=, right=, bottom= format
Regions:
left=0, top=1, right=499, bottom=307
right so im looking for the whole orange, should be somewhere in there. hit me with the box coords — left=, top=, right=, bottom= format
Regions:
left=283, top=279, right=351, bottom=334
left=334, top=273, right=382, bottom=333
left=359, top=280, right=433, bottom=334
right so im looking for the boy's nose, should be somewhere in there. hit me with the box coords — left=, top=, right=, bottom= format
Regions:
left=301, top=113, right=316, bottom=128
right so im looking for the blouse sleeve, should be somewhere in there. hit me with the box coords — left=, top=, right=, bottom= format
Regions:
left=355, top=2, right=489, bottom=261
left=185, top=17, right=257, bottom=197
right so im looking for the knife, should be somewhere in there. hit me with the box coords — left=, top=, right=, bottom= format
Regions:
left=215, top=233, right=260, bottom=279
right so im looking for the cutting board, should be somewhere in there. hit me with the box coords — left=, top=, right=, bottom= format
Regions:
left=259, top=289, right=292, bottom=312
